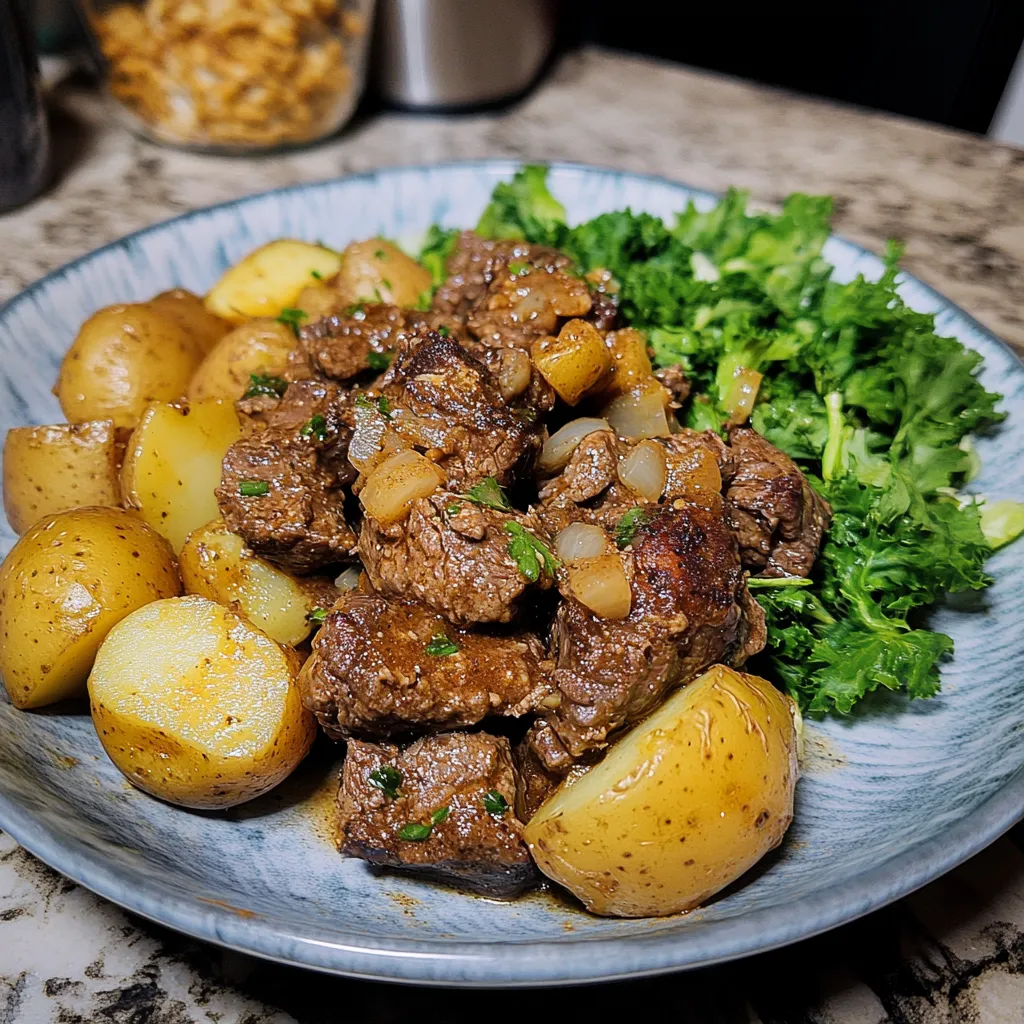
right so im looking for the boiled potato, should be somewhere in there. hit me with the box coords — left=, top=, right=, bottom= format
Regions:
left=532, top=319, right=613, bottom=405
left=204, top=240, right=343, bottom=324
left=88, top=595, right=316, bottom=808
left=0, top=507, right=180, bottom=709
left=335, top=239, right=432, bottom=308
left=187, top=319, right=297, bottom=402
left=121, top=399, right=242, bottom=552
left=179, top=519, right=338, bottom=645
left=56, top=303, right=207, bottom=428
left=524, top=664, right=799, bottom=917
left=3, top=421, right=123, bottom=534
left=147, top=289, right=231, bottom=354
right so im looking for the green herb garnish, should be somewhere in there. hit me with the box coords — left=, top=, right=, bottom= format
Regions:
left=377, top=395, right=393, bottom=419
left=415, top=289, right=433, bottom=311
left=372, top=288, right=384, bottom=303
left=345, top=302, right=366, bottom=318
left=381, top=278, right=393, bottom=290
left=437, top=325, right=450, bottom=337
left=310, top=269, right=323, bottom=280
left=508, top=260, right=530, bottom=277
left=239, top=480, right=269, bottom=497
left=425, top=633, right=460, bottom=657
left=615, top=506, right=651, bottom=549
left=397, top=822, right=432, bottom=842
left=446, top=502, right=462, bottom=516
left=307, top=607, right=328, bottom=625
left=275, top=307, right=308, bottom=337
left=513, top=406, right=537, bottom=423
left=460, top=476, right=511, bottom=512
left=354, top=393, right=392, bottom=419
left=746, top=577, right=814, bottom=590
left=504, top=522, right=559, bottom=582
left=243, top=373, right=288, bottom=399
left=300, top=414, right=329, bottom=441
left=482, top=790, right=508, bottom=817
left=374, top=249, right=387, bottom=260
left=369, top=765, right=402, bottom=800
left=430, top=807, right=450, bottom=825
left=367, top=350, right=392, bottom=371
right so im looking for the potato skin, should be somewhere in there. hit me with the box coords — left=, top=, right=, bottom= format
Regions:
left=0, top=508, right=181, bottom=709
left=335, top=239, right=432, bottom=308
left=3, top=421, right=123, bottom=534
left=524, top=664, right=799, bottom=917
left=56, top=304, right=207, bottom=428
left=88, top=595, right=316, bottom=808
left=186, top=319, right=297, bottom=402
left=147, top=289, right=231, bottom=354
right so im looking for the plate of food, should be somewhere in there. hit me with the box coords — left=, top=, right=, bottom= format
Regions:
left=0, top=161, right=1022, bottom=987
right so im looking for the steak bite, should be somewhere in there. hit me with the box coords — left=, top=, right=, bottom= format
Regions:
left=723, top=427, right=831, bottom=578
left=299, top=592, right=553, bottom=739
left=298, top=303, right=414, bottom=382
left=338, top=732, right=537, bottom=898
left=529, top=503, right=766, bottom=771
left=360, top=494, right=554, bottom=625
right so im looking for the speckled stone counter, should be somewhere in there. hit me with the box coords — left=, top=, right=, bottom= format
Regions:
left=2, top=46, right=1024, bottom=1023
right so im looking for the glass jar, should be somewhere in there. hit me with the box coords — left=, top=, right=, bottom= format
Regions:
left=77, top=0, right=375, bottom=151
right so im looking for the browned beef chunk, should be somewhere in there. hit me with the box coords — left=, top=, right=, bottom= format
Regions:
left=584, top=289, right=620, bottom=331
left=360, top=494, right=553, bottom=625
left=338, top=732, right=537, bottom=897
left=513, top=736, right=564, bottom=821
left=299, top=592, right=553, bottom=739
left=217, top=387, right=357, bottom=573
left=529, top=504, right=766, bottom=770
left=370, top=329, right=539, bottom=487
left=298, top=303, right=413, bottom=381
left=656, top=363, right=692, bottom=406
left=723, top=427, right=831, bottom=577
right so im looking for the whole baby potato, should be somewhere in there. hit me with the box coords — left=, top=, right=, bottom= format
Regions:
left=336, top=239, right=433, bottom=308
left=88, top=595, right=316, bottom=808
left=56, top=303, right=207, bottom=428
left=0, top=507, right=181, bottom=709
left=186, top=319, right=297, bottom=402
left=147, top=289, right=231, bottom=354
left=524, top=664, right=799, bottom=917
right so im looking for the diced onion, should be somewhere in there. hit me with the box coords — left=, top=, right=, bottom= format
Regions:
left=555, top=523, right=610, bottom=563
left=617, top=440, right=668, bottom=501
left=603, top=388, right=671, bottom=439
left=335, top=566, right=361, bottom=591
left=532, top=319, right=612, bottom=405
left=538, top=417, right=609, bottom=474
left=360, top=449, right=445, bottom=526
left=722, top=366, right=763, bottom=424
left=568, top=555, right=632, bottom=619
left=348, top=405, right=388, bottom=474
left=496, top=348, right=533, bottom=400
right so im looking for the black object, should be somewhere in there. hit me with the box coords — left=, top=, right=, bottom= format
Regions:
left=0, top=0, right=50, bottom=211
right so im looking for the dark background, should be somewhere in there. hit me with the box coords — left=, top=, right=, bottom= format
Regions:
left=570, top=0, right=1024, bottom=135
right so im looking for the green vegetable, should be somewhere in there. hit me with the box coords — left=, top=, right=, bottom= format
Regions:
left=307, top=607, right=328, bottom=625
left=476, top=164, right=568, bottom=247
left=275, top=307, right=308, bottom=336
left=418, top=225, right=460, bottom=289
left=437, top=325, right=450, bottom=337
left=615, top=506, right=651, bottom=549
left=345, top=302, right=366, bottom=318
left=482, top=790, right=508, bottom=816
left=369, top=765, right=401, bottom=800
left=397, top=822, right=432, bottom=842
left=367, top=350, right=391, bottom=371
left=374, top=249, right=387, bottom=260
left=504, top=522, right=559, bottom=582
left=508, top=260, right=531, bottom=277
left=310, top=269, right=324, bottom=280
left=239, top=480, right=269, bottom=497
left=460, top=476, right=511, bottom=512
left=425, top=633, right=460, bottom=657
left=430, top=807, right=450, bottom=825
left=746, top=577, right=814, bottom=589
left=445, top=502, right=462, bottom=516
left=299, top=414, right=329, bottom=441
left=355, top=393, right=392, bottom=419
left=243, top=373, right=288, bottom=399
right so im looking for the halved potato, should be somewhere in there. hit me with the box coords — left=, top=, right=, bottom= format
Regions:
left=0, top=507, right=180, bottom=709
left=147, top=289, right=231, bottom=354
left=3, top=421, right=123, bottom=534
left=179, top=519, right=339, bottom=645
left=121, top=399, right=242, bottom=552
left=204, top=240, right=343, bottom=324
left=532, top=319, right=613, bottom=405
left=335, top=239, right=433, bottom=308
left=88, top=595, right=315, bottom=808
left=524, top=664, right=799, bottom=917
left=186, top=319, right=297, bottom=402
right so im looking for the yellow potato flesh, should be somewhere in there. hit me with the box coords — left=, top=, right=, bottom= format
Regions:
left=121, top=399, right=242, bottom=552
left=179, top=519, right=334, bottom=645
left=204, top=240, right=343, bottom=323
left=524, top=664, right=799, bottom=917
left=0, top=507, right=181, bottom=709
left=89, top=596, right=315, bottom=808
left=186, top=319, right=297, bottom=402
left=532, top=319, right=613, bottom=405
left=3, top=421, right=122, bottom=534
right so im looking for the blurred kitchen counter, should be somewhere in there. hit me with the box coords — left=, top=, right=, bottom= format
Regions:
left=2, top=46, right=1024, bottom=1024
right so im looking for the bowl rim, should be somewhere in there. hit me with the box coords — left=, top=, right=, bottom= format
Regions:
left=1, top=159, right=1022, bottom=987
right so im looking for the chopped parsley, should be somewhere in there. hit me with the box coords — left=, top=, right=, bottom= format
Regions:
left=615, top=506, right=651, bottom=549
left=372, top=287, right=384, bottom=303
left=460, top=476, right=511, bottom=512
left=430, top=807, right=450, bottom=825
left=415, top=289, right=433, bottom=311
left=513, top=406, right=537, bottom=423
left=746, top=576, right=814, bottom=590
left=275, top=307, right=308, bottom=336
left=508, top=260, right=531, bottom=277
left=345, top=302, right=366, bottom=318
left=377, top=395, right=393, bottom=419
left=425, top=633, right=460, bottom=657
left=482, top=790, right=508, bottom=817
left=239, top=480, right=269, bottom=497
left=299, top=414, right=329, bottom=441
left=374, top=249, right=387, bottom=260
left=243, top=373, right=288, bottom=399
left=355, top=393, right=393, bottom=418
left=445, top=502, right=462, bottom=516
left=307, top=606, right=328, bottom=625
left=369, top=765, right=402, bottom=800
left=397, top=822, right=432, bottom=842
left=504, top=522, right=559, bottom=582
left=310, top=269, right=324, bottom=280
left=381, top=278, right=393, bottom=290
left=367, top=350, right=392, bottom=371
left=437, top=324, right=450, bottom=337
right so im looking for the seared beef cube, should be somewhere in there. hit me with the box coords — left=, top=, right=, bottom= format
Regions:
left=513, top=735, right=563, bottom=822
left=530, top=504, right=766, bottom=770
left=723, top=427, right=831, bottom=577
left=584, top=289, right=620, bottom=331
left=338, top=732, right=537, bottom=898
left=655, top=363, right=692, bottom=407
left=299, top=592, right=553, bottom=739
left=217, top=422, right=356, bottom=575
left=374, top=329, right=539, bottom=487
left=360, top=494, right=553, bottom=625
left=299, top=304, right=414, bottom=382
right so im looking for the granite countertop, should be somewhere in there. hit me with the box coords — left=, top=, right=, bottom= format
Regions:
left=2, top=46, right=1024, bottom=1023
